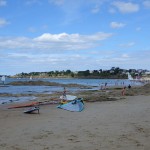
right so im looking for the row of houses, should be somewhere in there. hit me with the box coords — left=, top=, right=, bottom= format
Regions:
left=1, top=68, right=150, bottom=78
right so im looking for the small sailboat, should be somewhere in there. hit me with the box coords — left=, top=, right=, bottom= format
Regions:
left=127, top=73, right=134, bottom=81
left=1, top=75, right=5, bottom=84
left=30, top=76, right=33, bottom=80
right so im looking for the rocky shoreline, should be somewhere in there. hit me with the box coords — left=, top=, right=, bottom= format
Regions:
left=1, top=81, right=150, bottom=104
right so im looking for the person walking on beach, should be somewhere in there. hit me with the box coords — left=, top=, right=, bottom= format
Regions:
left=62, top=87, right=67, bottom=99
left=61, top=87, right=67, bottom=104
left=121, top=86, right=126, bottom=96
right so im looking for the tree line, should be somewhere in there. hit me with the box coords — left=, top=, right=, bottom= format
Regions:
left=13, top=67, right=146, bottom=79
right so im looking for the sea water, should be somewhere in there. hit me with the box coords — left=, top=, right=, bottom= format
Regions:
left=0, top=78, right=143, bottom=104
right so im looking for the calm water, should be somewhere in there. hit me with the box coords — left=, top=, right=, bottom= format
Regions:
left=2, top=77, right=142, bottom=86
left=0, top=78, right=143, bottom=104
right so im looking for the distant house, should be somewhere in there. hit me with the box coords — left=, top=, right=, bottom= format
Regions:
left=129, top=69, right=136, bottom=73
left=110, top=70, right=114, bottom=74
left=122, top=69, right=127, bottom=74
left=73, top=71, right=78, bottom=74
left=145, top=71, right=150, bottom=75
left=89, top=70, right=93, bottom=74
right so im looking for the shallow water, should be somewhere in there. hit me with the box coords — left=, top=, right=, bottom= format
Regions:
left=0, top=85, right=61, bottom=94
left=0, top=96, right=36, bottom=104
left=0, top=78, right=143, bottom=104
left=2, top=77, right=140, bottom=86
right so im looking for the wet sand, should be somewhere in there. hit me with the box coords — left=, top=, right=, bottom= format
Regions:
left=0, top=84, right=150, bottom=150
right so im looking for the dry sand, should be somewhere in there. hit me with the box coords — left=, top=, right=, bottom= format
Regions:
left=1, top=94, right=150, bottom=150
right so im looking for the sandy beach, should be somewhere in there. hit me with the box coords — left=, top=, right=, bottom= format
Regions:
left=1, top=84, right=150, bottom=150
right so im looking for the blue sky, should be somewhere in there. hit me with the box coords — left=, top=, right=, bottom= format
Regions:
left=0, top=0, right=150, bottom=75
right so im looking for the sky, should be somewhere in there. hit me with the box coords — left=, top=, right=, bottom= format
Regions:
left=0, top=0, right=150, bottom=75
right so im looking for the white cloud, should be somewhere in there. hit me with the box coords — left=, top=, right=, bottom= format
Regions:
left=34, top=32, right=112, bottom=42
left=110, top=22, right=126, bottom=29
left=0, top=0, right=6, bottom=6
left=1, top=49, right=150, bottom=75
left=34, top=33, right=70, bottom=42
left=6, top=53, right=87, bottom=69
left=0, top=32, right=113, bottom=51
left=112, top=1, right=139, bottom=13
left=94, top=49, right=150, bottom=69
left=143, top=0, right=150, bottom=8
left=0, top=18, right=9, bottom=27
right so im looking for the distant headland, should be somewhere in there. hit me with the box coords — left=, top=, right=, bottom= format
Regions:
left=7, top=67, right=150, bottom=79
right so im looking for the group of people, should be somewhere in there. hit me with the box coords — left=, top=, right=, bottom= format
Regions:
left=100, top=82, right=108, bottom=90
left=63, top=83, right=132, bottom=101
left=99, top=82, right=131, bottom=96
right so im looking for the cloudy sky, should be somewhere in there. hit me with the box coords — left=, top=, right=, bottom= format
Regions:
left=0, top=0, right=150, bottom=75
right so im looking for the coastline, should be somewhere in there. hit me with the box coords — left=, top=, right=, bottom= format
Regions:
left=0, top=80, right=148, bottom=105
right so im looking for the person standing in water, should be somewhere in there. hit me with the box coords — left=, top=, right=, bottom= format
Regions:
left=104, top=82, right=107, bottom=89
